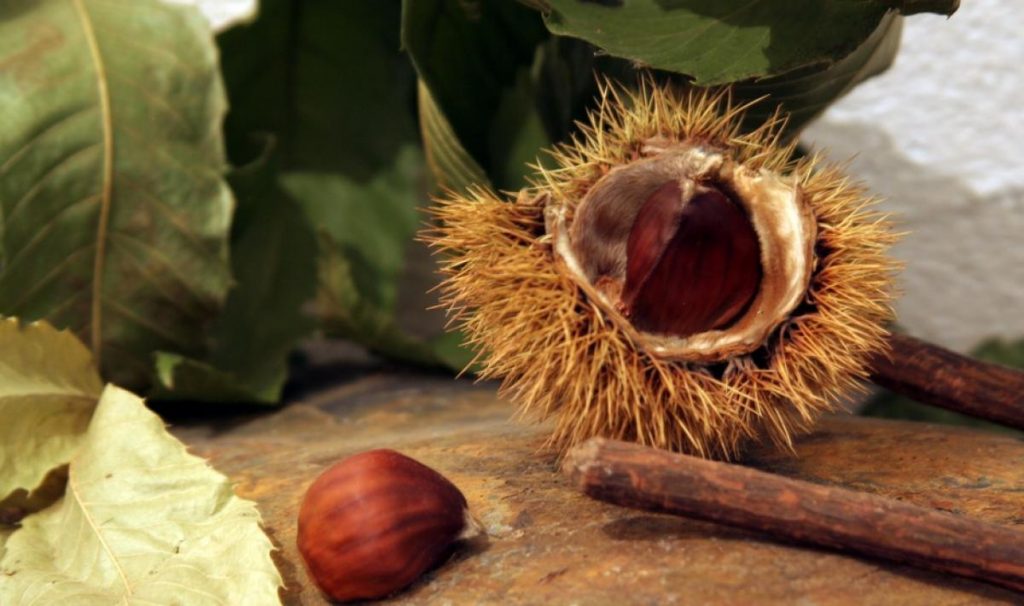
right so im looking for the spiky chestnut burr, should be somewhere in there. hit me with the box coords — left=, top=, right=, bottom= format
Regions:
left=426, top=81, right=898, bottom=460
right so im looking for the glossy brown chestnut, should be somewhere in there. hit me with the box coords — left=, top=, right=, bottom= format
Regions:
left=297, top=449, right=482, bottom=602
left=622, top=180, right=762, bottom=338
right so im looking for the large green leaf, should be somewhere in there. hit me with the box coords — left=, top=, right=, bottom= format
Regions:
left=418, top=80, right=490, bottom=194
left=538, top=0, right=957, bottom=86
left=151, top=155, right=318, bottom=403
left=732, top=11, right=904, bottom=136
left=402, top=0, right=550, bottom=190
left=0, top=384, right=282, bottom=605
left=282, top=149, right=422, bottom=316
left=219, top=0, right=417, bottom=179
left=219, top=0, right=471, bottom=370
left=0, top=0, right=234, bottom=390
left=313, top=231, right=475, bottom=371
left=530, top=36, right=638, bottom=147
left=280, top=146, right=470, bottom=368
left=406, top=0, right=928, bottom=191
left=527, top=15, right=903, bottom=142
left=0, top=318, right=101, bottom=517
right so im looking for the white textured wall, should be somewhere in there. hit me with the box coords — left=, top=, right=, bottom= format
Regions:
left=164, top=0, right=255, bottom=31
left=802, top=0, right=1024, bottom=352
left=186, top=0, right=1023, bottom=352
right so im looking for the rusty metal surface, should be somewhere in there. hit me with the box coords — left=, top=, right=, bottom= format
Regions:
left=171, top=372, right=1024, bottom=605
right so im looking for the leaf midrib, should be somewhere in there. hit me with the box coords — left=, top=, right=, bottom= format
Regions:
left=66, top=460, right=134, bottom=600
left=71, top=0, right=114, bottom=365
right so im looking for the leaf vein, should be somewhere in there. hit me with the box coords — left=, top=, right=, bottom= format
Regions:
left=0, top=242, right=94, bottom=314
left=106, top=71, right=190, bottom=133
left=0, top=105, right=96, bottom=177
left=66, top=466, right=132, bottom=597
left=117, top=174, right=226, bottom=269
left=1, top=193, right=102, bottom=272
left=102, top=294, right=195, bottom=350
left=3, top=143, right=101, bottom=225
left=119, top=124, right=222, bottom=183
left=106, top=240, right=208, bottom=322
left=87, top=25, right=203, bottom=80
left=109, top=231, right=220, bottom=310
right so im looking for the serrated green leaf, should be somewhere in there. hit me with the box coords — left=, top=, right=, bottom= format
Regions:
left=890, top=0, right=960, bottom=16
left=418, top=80, right=490, bottom=193
left=282, top=145, right=474, bottom=370
left=281, top=148, right=438, bottom=365
left=538, top=0, right=955, bottom=86
left=531, top=36, right=636, bottom=146
left=734, top=12, right=904, bottom=137
left=281, top=148, right=422, bottom=315
left=527, top=17, right=902, bottom=143
left=406, top=0, right=917, bottom=188
left=153, top=351, right=276, bottom=402
left=489, top=69, right=552, bottom=188
left=219, top=0, right=416, bottom=178
left=402, top=0, right=549, bottom=190
left=151, top=155, right=317, bottom=404
left=0, top=0, right=234, bottom=390
left=0, top=384, right=282, bottom=605
left=0, top=318, right=102, bottom=516
left=313, top=231, right=475, bottom=370
left=219, top=0, right=471, bottom=370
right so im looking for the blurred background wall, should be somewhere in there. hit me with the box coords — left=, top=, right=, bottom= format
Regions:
left=178, top=0, right=1024, bottom=353
left=803, top=0, right=1024, bottom=352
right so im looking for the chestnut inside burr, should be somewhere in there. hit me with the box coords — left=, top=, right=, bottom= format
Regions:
left=621, top=180, right=762, bottom=338
left=550, top=142, right=815, bottom=363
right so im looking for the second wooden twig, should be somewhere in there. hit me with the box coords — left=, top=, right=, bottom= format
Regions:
left=869, top=333, right=1024, bottom=430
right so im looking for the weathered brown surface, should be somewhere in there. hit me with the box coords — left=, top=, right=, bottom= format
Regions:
left=171, top=371, right=1024, bottom=605
left=565, top=438, right=1024, bottom=593
left=871, top=333, right=1024, bottom=430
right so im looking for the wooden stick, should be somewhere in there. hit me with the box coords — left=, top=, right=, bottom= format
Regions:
left=870, top=333, right=1024, bottom=430
left=564, top=437, right=1024, bottom=593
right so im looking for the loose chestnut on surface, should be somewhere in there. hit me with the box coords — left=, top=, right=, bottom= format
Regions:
left=297, top=449, right=483, bottom=602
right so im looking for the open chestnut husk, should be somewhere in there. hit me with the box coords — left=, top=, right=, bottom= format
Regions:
left=426, top=80, right=897, bottom=459
left=297, top=449, right=483, bottom=602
